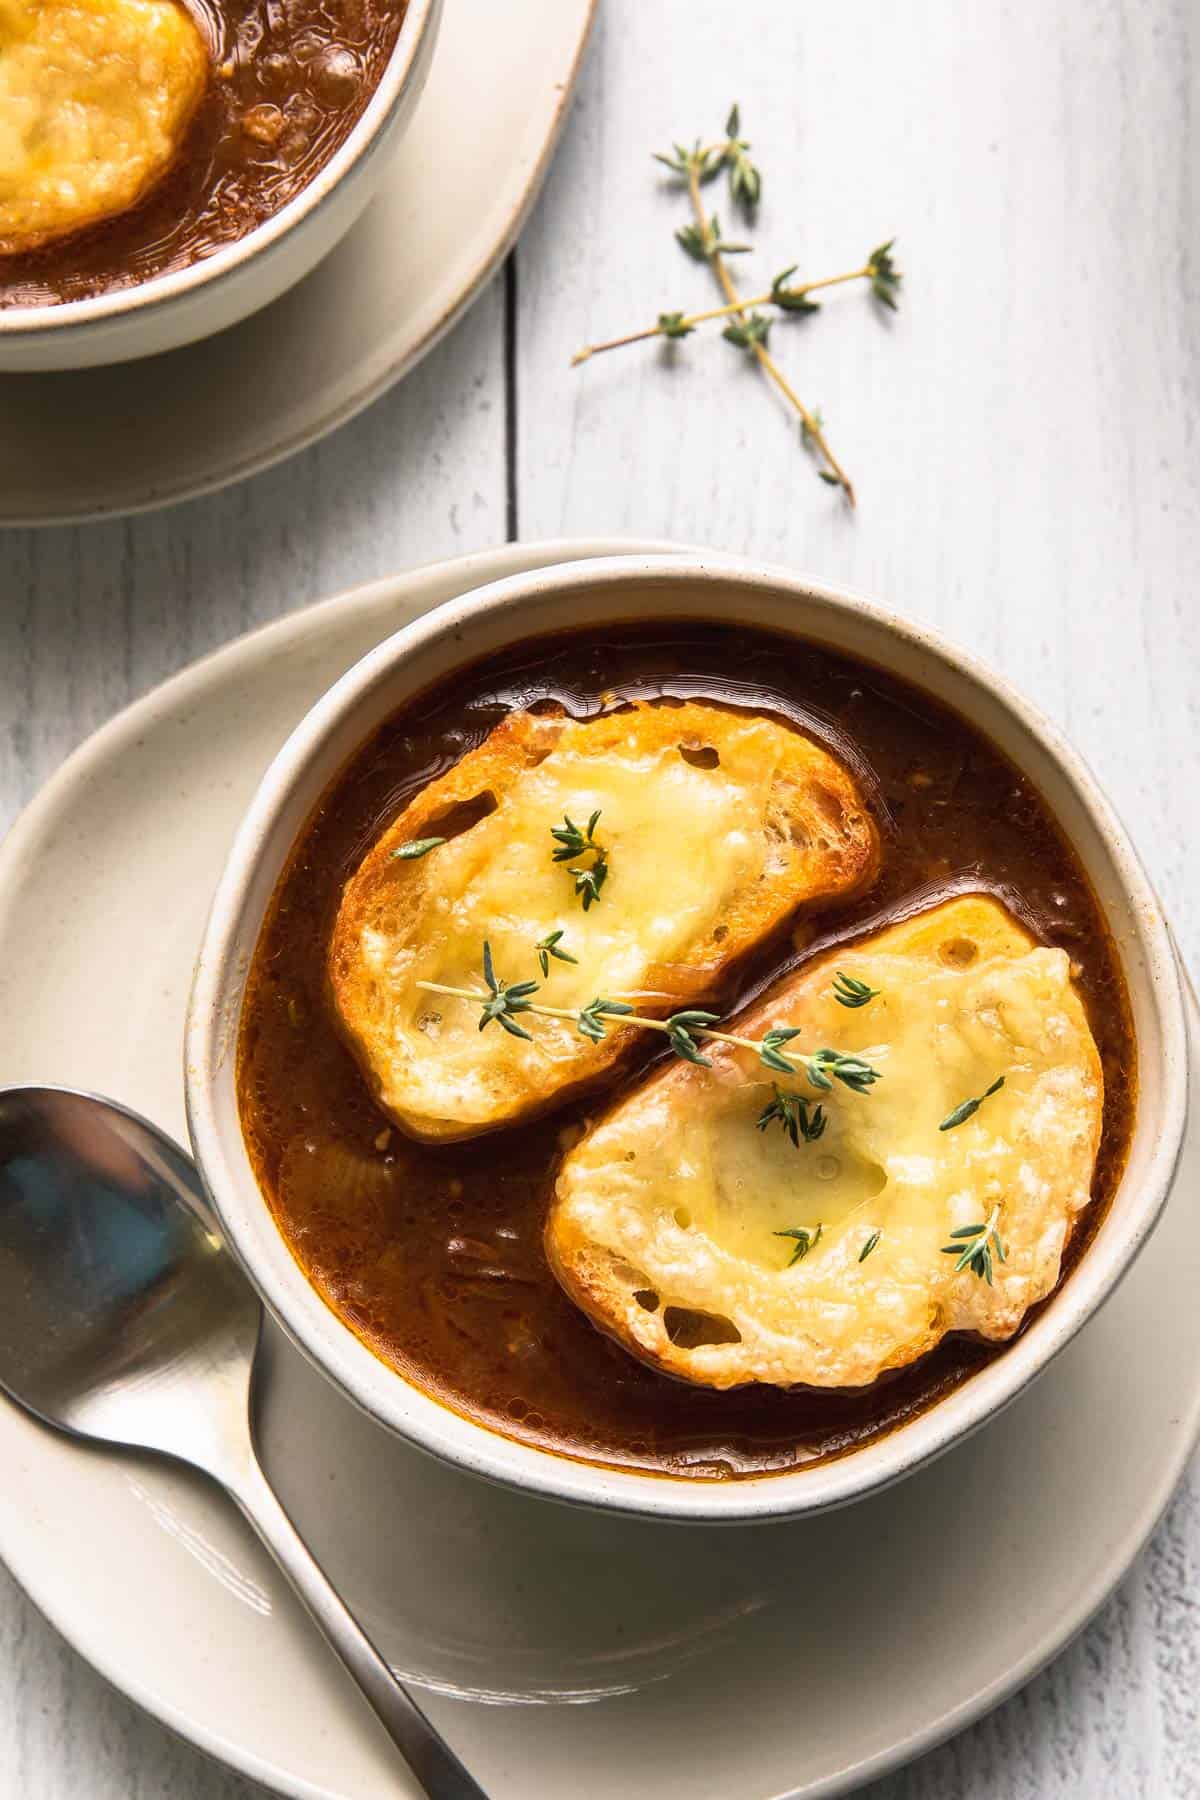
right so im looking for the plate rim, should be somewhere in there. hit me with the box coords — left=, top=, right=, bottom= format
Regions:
left=0, top=0, right=598, bottom=529
left=1, top=537, right=1197, bottom=1800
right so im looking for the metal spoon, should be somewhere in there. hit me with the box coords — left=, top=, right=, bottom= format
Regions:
left=0, top=1085, right=486, bottom=1800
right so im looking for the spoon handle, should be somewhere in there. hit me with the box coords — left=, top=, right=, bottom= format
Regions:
left=224, top=1448, right=487, bottom=1799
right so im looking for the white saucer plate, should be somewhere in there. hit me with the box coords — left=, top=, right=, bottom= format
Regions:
left=0, top=0, right=595, bottom=528
left=0, top=539, right=1197, bottom=1800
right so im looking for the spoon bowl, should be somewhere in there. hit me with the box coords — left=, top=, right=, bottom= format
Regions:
left=0, top=1087, right=256, bottom=1468
left=0, top=1085, right=484, bottom=1800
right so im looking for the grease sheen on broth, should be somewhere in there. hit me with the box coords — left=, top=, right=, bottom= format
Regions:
left=237, top=624, right=1136, bottom=1480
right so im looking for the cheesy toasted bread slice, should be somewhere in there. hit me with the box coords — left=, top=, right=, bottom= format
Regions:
left=547, top=894, right=1105, bottom=1390
left=0, top=0, right=208, bottom=255
left=328, top=700, right=880, bottom=1142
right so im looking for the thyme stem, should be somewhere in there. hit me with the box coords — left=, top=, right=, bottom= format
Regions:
left=683, top=161, right=855, bottom=504
left=415, top=977, right=879, bottom=1094
left=416, top=979, right=759, bottom=1051
left=571, top=267, right=873, bottom=365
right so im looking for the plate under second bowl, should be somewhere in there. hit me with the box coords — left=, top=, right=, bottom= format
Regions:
left=185, top=552, right=1189, bottom=1523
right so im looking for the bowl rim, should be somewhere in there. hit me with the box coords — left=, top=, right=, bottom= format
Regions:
left=185, top=551, right=1190, bottom=1522
left=0, top=0, right=440, bottom=339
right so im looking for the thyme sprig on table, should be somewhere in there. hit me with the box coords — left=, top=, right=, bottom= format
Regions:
left=416, top=945, right=882, bottom=1093
left=587, top=245, right=899, bottom=359
left=571, top=105, right=901, bottom=503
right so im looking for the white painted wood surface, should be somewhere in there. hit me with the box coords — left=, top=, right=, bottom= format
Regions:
left=2, top=0, right=1198, bottom=1792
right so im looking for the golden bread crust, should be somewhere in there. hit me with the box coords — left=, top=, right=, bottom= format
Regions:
left=547, top=894, right=1105, bottom=1391
left=328, top=700, right=880, bottom=1141
left=0, top=0, right=208, bottom=254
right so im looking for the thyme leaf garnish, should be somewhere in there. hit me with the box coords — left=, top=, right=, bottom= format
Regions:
left=392, top=837, right=446, bottom=860
left=535, top=929, right=579, bottom=977
left=571, top=862, right=609, bottom=910
left=832, top=971, right=880, bottom=1009
left=476, top=941, right=539, bottom=1041
left=941, top=1205, right=1007, bottom=1283
left=549, top=810, right=609, bottom=911
left=803, top=1048, right=883, bottom=1094
left=939, top=1075, right=1006, bottom=1132
left=756, top=1085, right=827, bottom=1146
left=858, top=1229, right=881, bottom=1262
left=549, top=809, right=602, bottom=861
left=664, top=1009, right=722, bottom=1067
left=578, top=995, right=636, bottom=1042
left=775, top=1223, right=822, bottom=1266
left=758, top=1025, right=804, bottom=1073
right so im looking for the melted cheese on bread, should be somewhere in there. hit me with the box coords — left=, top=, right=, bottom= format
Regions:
left=0, top=0, right=207, bottom=255
left=547, top=895, right=1105, bottom=1390
left=328, top=701, right=879, bottom=1142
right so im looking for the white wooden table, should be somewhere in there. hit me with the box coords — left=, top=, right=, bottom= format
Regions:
left=2, top=2, right=1198, bottom=1793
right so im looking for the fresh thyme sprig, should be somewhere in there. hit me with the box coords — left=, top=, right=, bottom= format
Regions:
left=392, top=836, right=446, bottom=860
left=757, top=1084, right=827, bottom=1146
left=939, top=1075, right=1005, bottom=1132
left=535, top=929, right=578, bottom=977
left=476, top=941, right=540, bottom=1041
left=574, top=250, right=899, bottom=364
left=757, top=1030, right=882, bottom=1092
left=866, top=239, right=901, bottom=309
left=416, top=953, right=882, bottom=1093
left=832, top=971, right=880, bottom=1009
left=577, top=995, right=636, bottom=1042
left=941, top=1205, right=1007, bottom=1283
left=723, top=104, right=762, bottom=209
left=549, top=810, right=609, bottom=911
left=676, top=215, right=750, bottom=262
left=669, top=113, right=854, bottom=499
left=571, top=105, right=902, bottom=502
left=775, top=1222, right=822, bottom=1266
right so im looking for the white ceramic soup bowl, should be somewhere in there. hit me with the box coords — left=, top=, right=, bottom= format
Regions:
left=0, top=0, right=441, bottom=372
left=186, top=552, right=1189, bottom=1523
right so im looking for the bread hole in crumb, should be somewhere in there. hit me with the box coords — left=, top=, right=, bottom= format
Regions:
left=810, top=783, right=844, bottom=824
left=674, top=1206, right=692, bottom=1229
left=663, top=1306, right=742, bottom=1348
left=633, top=1289, right=660, bottom=1312
left=678, top=741, right=721, bottom=770
left=417, top=790, right=498, bottom=842
left=712, top=924, right=728, bottom=942
left=939, top=936, right=978, bottom=967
